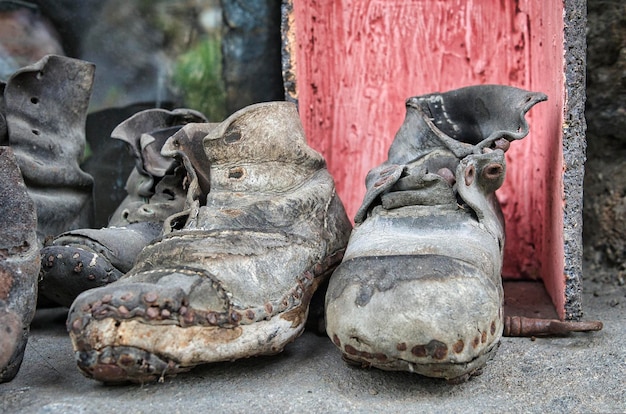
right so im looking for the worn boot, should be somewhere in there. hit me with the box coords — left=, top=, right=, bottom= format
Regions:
left=38, top=108, right=208, bottom=307
left=325, top=85, right=546, bottom=381
left=0, top=147, right=39, bottom=383
left=67, top=101, right=352, bottom=383
left=1, top=55, right=95, bottom=242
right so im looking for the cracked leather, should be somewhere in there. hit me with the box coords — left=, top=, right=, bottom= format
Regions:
left=67, top=102, right=352, bottom=384
left=0, top=147, right=39, bottom=383
left=325, top=85, right=547, bottom=381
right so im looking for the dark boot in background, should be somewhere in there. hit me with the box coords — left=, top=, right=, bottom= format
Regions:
left=0, top=147, right=39, bottom=383
left=39, top=108, right=207, bottom=307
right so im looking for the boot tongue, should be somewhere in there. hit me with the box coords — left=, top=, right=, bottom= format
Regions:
left=417, top=85, right=547, bottom=155
left=112, top=108, right=207, bottom=180
left=389, top=85, right=547, bottom=163
left=139, top=126, right=181, bottom=178
left=161, top=123, right=219, bottom=206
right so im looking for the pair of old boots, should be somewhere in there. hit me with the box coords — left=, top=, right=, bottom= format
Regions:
left=0, top=54, right=546, bottom=384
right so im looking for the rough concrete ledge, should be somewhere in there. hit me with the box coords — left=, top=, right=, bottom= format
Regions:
left=0, top=279, right=623, bottom=413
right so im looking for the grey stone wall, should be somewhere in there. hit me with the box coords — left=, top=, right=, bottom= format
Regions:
left=584, top=0, right=626, bottom=285
left=563, top=0, right=587, bottom=319
left=221, top=0, right=284, bottom=114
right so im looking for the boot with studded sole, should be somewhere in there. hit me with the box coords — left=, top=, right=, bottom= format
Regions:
left=38, top=108, right=208, bottom=307
left=67, top=102, right=352, bottom=383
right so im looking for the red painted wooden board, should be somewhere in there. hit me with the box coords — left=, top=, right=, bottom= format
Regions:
left=284, top=0, right=577, bottom=318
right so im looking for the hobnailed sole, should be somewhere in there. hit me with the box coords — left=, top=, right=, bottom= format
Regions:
left=71, top=302, right=310, bottom=383
left=67, top=251, right=345, bottom=383
left=341, top=341, right=500, bottom=383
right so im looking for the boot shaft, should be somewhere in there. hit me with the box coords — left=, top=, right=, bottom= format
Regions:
left=163, top=102, right=349, bottom=246
left=2, top=55, right=95, bottom=240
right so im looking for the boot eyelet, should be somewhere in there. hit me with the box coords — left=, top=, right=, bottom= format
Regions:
left=224, top=130, right=241, bottom=144
left=482, top=163, right=503, bottom=180
left=228, top=167, right=245, bottom=180
left=140, top=206, right=155, bottom=216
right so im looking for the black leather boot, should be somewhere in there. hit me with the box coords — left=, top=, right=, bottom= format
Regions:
left=39, top=108, right=207, bottom=307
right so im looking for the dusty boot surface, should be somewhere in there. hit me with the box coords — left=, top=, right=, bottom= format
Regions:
left=67, top=102, right=352, bottom=383
left=0, top=147, right=39, bottom=383
left=325, top=85, right=546, bottom=382
left=39, top=108, right=208, bottom=307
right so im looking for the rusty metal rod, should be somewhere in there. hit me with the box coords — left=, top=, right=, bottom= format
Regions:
left=503, top=316, right=603, bottom=337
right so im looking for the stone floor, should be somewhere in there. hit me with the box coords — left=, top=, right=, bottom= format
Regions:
left=1, top=279, right=624, bottom=414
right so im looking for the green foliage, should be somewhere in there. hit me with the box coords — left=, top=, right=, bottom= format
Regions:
left=172, top=34, right=226, bottom=121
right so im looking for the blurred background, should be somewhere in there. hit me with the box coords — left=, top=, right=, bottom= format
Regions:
left=0, top=0, right=284, bottom=227
left=0, top=0, right=284, bottom=119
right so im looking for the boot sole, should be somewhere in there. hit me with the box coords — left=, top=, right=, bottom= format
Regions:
left=69, top=251, right=343, bottom=383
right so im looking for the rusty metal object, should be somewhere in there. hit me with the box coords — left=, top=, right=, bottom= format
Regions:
left=503, top=316, right=603, bottom=337
left=67, top=102, right=352, bottom=383
left=325, top=85, right=547, bottom=382
left=0, top=147, right=39, bottom=383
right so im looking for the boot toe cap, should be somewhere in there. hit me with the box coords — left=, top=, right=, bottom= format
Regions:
left=325, top=254, right=503, bottom=379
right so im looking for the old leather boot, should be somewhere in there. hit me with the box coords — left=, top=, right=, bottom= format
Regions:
left=67, top=101, right=352, bottom=383
left=39, top=108, right=208, bottom=307
left=0, top=147, right=39, bottom=383
left=1, top=55, right=95, bottom=242
left=325, top=85, right=546, bottom=381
